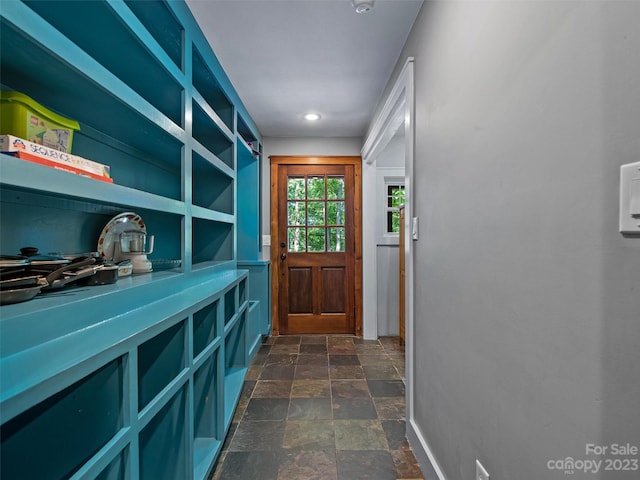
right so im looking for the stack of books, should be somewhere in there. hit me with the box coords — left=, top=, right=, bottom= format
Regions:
left=0, top=134, right=112, bottom=183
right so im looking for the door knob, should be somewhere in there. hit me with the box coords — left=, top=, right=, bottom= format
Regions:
left=280, top=253, right=287, bottom=260
left=280, top=242, right=286, bottom=248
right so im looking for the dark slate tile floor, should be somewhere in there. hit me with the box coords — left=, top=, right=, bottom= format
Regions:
left=210, top=335, right=426, bottom=480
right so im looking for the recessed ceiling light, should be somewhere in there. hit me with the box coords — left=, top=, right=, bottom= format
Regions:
left=304, top=113, right=321, bottom=121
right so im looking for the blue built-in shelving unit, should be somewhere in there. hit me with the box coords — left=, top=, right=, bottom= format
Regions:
left=236, top=116, right=272, bottom=355
left=0, top=1, right=270, bottom=479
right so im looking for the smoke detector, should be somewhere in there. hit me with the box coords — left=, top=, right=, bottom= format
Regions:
left=352, top=0, right=374, bottom=14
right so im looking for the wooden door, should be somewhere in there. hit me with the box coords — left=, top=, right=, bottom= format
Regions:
left=271, top=157, right=362, bottom=335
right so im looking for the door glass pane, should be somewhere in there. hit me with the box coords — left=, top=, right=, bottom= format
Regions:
left=328, top=227, right=345, bottom=252
left=307, top=201, right=325, bottom=226
left=288, top=227, right=306, bottom=252
left=286, top=174, right=347, bottom=254
left=288, top=202, right=306, bottom=226
left=307, top=176, right=325, bottom=200
left=288, top=177, right=306, bottom=200
left=327, top=176, right=344, bottom=199
left=326, top=201, right=344, bottom=226
left=307, top=227, right=325, bottom=252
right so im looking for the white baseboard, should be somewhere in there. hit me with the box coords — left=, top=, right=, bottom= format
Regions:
left=407, top=417, right=448, bottom=480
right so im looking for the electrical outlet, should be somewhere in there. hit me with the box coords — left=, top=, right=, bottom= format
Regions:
left=476, top=460, right=490, bottom=480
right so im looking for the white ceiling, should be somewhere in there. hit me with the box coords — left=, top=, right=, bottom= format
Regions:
left=186, top=0, right=423, bottom=138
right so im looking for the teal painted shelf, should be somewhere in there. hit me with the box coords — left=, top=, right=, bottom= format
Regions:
left=0, top=269, right=252, bottom=480
left=0, top=1, right=268, bottom=479
left=0, top=154, right=186, bottom=215
left=1, top=270, right=248, bottom=417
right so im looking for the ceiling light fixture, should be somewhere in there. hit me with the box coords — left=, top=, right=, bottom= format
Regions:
left=304, top=113, right=321, bottom=121
left=351, top=0, right=374, bottom=14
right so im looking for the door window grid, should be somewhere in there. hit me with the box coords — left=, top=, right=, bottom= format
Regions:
left=287, top=175, right=345, bottom=252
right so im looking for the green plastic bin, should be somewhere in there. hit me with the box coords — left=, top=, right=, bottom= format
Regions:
left=0, top=91, right=80, bottom=153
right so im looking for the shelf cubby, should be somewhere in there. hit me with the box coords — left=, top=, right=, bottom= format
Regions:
left=237, top=138, right=260, bottom=260
left=223, top=310, right=247, bottom=426
left=139, top=386, right=187, bottom=480
left=124, top=0, right=184, bottom=71
left=193, top=354, right=222, bottom=480
left=142, top=210, right=183, bottom=266
left=239, top=278, right=247, bottom=305
left=192, top=218, right=234, bottom=266
left=192, top=46, right=234, bottom=132
left=193, top=300, right=219, bottom=359
left=236, top=114, right=260, bottom=157
left=192, top=150, right=234, bottom=214
left=192, top=100, right=234, bottom=169
left=137, top=320, right=186, bottom=411
left=224, top=286, right=237, bottom=326
left=72, top=126, right=183, bottom=201
left=23, top=0, right=184, bottom=127
left=0, top=357, right=124, bottom=480
left=237, top=117, right=256, bottom=141
left=0, top=189, right=183, bottom=272
left=0, top=187, right=122, bottom=256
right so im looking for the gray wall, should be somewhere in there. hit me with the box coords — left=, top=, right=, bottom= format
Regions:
left=383, top=1, right=640, bottom=479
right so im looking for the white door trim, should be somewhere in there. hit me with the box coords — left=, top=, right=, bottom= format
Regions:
left=362, top=56, right=446, bottom=480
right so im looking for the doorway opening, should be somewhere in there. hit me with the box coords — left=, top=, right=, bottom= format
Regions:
left=361, top=56, right=416, bottom=453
